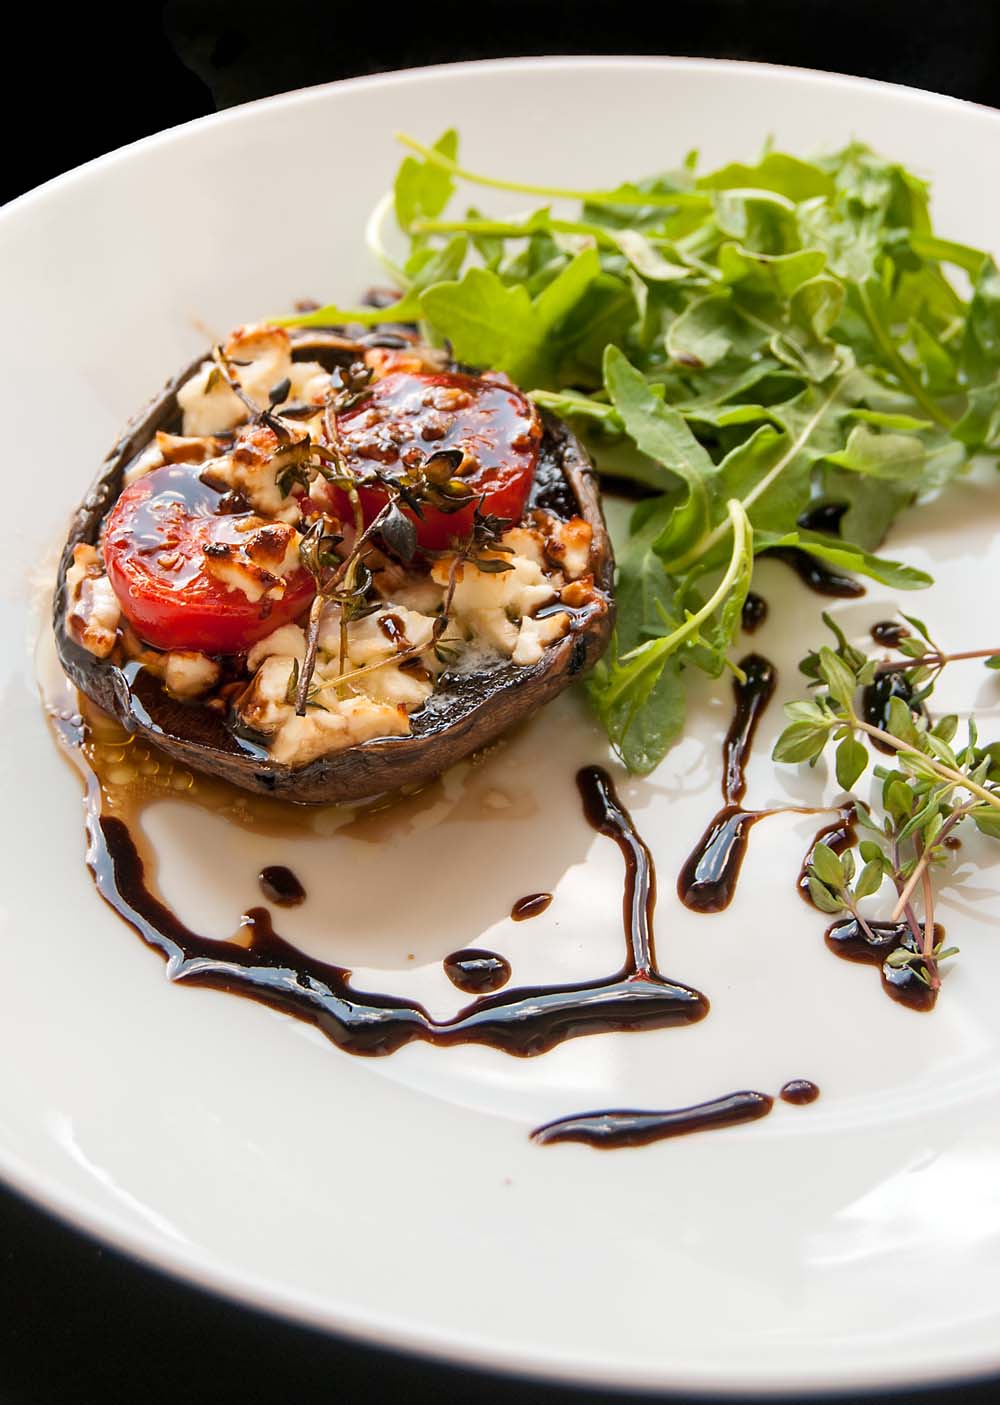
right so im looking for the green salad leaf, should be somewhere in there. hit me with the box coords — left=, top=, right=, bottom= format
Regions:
left=280, top=131, right=1000, bottom=775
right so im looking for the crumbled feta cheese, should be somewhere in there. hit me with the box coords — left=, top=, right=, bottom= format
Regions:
left=387, top=575, right=446, bottom=615
left=238, top=655, right=297, bottom=733
left=200, top=423, right=311, bottom=523
left=268, top=698, right=410, bottom=767
left=177, top=323, right=328, bottom=437
left=155, top=431, right=224, bottom=466
left=500, top=526, right=546, bottom=569
left=460, top=607, right=520, bottom=657
left=431, top=538, right=556, bottom=620
left=319, top=606, right=436, bottom=667
left=123, top=441, right=165, bottom=486
left=512, top=611, right=569, bottom=666
left=542, top=515, right=592, bottom=580
left=65, top=544, right=121, bottom=658
left=201, top=519, right=302, bottom=602
left=163, top=651, right=222, bottom=699
left=247, top=624, right=307, bottom=672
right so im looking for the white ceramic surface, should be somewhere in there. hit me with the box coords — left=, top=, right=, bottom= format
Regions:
left=3, top=58, right=1000, bottom=1395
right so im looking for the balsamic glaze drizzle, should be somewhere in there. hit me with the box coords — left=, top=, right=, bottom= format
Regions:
left=722, top=655, right=777, bottom=807
left=767, top=547, right=866, bottom=599
left=871, top=620, right=909, bottom=647
left=797, top=811, right=941, bottom=1012
left=796, top=806, right=856, bottom=902
left=677, top=655, right=777, bottom=913
left=511, top=892, right=553, bottom=921
left=258, top=866, right=307, bottom=907
left=764, top=502, right=865, bottom=598
left=676, top=806, right=769, bottom=915
left=741, top=592, right=768, bottom=634
left=66, top=724, right=707, bottom=1058
left=862, top=671, right=923, bottom=754
left=443, top=948, right=512, bottom=994
left=531, top=1090, right=774, bottom=1149
left=779, top=1079, right=820, bottom=1105
left=825, top=918, right=940, bottom=1012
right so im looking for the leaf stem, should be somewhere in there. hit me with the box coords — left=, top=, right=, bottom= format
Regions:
left=858, top=284, right=954, bottom=431
left=395, top=133, right=711, bottom=210
left=918, top=841, right=940, bottom=989
left=890, top=835, right=925, bottom=951
left=607, top=500, right=749, bottom=703
left=877, top=647, right=1000, bottom=675
left=365, top=189, right=409, bottom=287
left=412, top=214, right=618, bottom=248
left=660, top=375, right=845, bottom=573
left=889, top=801, right=972, bottom=921
left=852, top=717, right=1000, bottom=812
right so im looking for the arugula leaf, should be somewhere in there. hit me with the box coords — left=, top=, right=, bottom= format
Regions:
left=962, top=259, right=1000, bottom=386
left=420, top=250, right=601, bottom=385
left=589, top=501, right=752, bottom=773
left=755, top=529, right=932, bottom=590
left=278, top=131, right=997, bottom=775
left=394, top=128, right=459, bottom=232
left=824, top=423, right=927, bottom=481
left=602, top=347, right=713, bottom=546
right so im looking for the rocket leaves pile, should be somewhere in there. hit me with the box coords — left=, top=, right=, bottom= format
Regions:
left=283, top=131, right=1000, bottom=773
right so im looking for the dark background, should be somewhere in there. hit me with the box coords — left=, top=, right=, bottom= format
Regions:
left=5, top=3, right=1000, bottom=1401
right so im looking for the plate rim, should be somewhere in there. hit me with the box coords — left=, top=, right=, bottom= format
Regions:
left=4, top=53, right=1000, bottom=1396
left=3, top=53, right=998, bottom=229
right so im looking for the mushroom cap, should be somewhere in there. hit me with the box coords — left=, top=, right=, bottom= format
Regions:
left=54, top=337, right=615, bottom=804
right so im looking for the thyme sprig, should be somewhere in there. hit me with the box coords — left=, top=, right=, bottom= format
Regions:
left=303, top=500, right=512, bottom=707
left=210, top=347, right=302, bottom=445
left=775, top=614, right=1000, bottom=994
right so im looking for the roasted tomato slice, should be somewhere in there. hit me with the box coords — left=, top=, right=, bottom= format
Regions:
left=333, top=370, right=542, bottom=549
left=103, top=464, right=315, bottom=654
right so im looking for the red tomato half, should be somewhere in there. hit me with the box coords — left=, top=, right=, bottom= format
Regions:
left=103, top=465, right=315, bottom=654
left=333, top=371, right=541, bottom=549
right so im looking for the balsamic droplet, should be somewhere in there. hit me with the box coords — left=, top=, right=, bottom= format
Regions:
left=443, top=948, right=512, bottom=994
left=258, top=865, right=307, bottom=907
left=511, top=892, right=552, bottom=921
left=779, top=1079, right=820, bottom=1105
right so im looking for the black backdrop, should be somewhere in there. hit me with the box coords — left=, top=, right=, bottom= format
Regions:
left=4, top=4, right=1000, bottom=1402
left=5, top=0, right=1000, bottom=206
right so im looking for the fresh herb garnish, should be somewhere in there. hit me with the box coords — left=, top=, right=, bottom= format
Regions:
left=278, top=131, right=1000, bottom=771
left=774, top=613, right=1000, bottom=995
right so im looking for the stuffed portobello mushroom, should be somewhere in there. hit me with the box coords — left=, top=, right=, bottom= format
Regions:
left=54, top=321, right=614, bottom=804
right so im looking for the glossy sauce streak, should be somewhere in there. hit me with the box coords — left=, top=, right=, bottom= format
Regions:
left=531, top=1090, right=774, bottom=1149
left=798, top=503, right=848, bottom=534
left=779, top=1079, right=820, bottom=1105
left=722, top=655, right=777, bottom=806
left=825, top=918, right=940, bottom=1012
left=678, top=655, right=777, bottom=913
left=798, top=815, right=940, bottom=1011
left=767, top=502, right=864, bottom=599
left=767, top=547, right=865, bottom=598
left=57, top=717, right=708, bottom=1058
left=258, top=866, right=306, bottom=907
left=862, top=671, right=922, bottom=754
left=741, top=592, right=768, bottom=634
left=511, top=892, right=552, bottom=921
left=871, top=620, right=909, bottom=647
left=796, top=806, right=856, bottom=902
left=443, top=948, right=512, bottom=994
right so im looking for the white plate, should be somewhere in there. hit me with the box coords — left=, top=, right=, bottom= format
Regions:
left=3, top=57, right=1000, bottom=1396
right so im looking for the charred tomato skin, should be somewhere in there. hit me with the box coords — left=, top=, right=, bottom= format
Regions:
left=332, top=370, right=542, bottom=548
left=103, top=464, right=315, bottom=654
